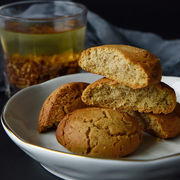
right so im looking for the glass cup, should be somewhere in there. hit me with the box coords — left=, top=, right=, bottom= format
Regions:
left=0, top=0, right=87, bottom=97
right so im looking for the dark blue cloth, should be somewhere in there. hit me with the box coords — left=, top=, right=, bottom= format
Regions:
left=85, top=11, right=180, bottom=77
left=1, top=11, right=180, bottom=91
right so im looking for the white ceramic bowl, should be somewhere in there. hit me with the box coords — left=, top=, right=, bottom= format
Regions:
left=1, top=73, right=180, bottom=180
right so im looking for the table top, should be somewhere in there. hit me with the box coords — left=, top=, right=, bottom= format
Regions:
left=0, top=92, right=61, bottom=180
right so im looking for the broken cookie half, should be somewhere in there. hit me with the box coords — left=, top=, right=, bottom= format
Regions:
left=133, top=102, right=180, bottom=139
left=38, top=82, right=89, bottom=133
left=82, top=78, right=176, bottom=114
left=79, top=45, right=162, bottom=89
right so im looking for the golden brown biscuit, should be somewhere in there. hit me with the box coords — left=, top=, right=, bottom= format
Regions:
left=56, top=107, right=142, bottom=158
left=38, top=82, right=89, bottom=133
left=79, top=45, right=162, bottom=89
left=136, top=102, right=180, bottom=139
left=82, top=78, right=176, bottom=114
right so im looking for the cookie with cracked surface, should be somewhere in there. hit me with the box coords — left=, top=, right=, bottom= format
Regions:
left=38, top=82, right=89, bottom=133
left=82, top=78, right=176, bottom=114
left=136, top=102, right=180, bottom=139
left=78, top=44, right=162, bottom=89
left=56, top=107, right=142, bottom=158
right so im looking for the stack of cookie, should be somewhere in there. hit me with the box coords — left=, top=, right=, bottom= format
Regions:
left=79, top=45, right=180, bottom=139
left=38, top=44, right=180, bottom=158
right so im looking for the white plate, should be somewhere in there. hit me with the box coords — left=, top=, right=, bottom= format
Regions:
left=1, top=73, right=180, bottom=180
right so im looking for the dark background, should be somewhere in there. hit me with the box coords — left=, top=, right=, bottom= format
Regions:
left=1, top=0, right=180, bottom=180
left=75, top=0, right=180, bottom=40
left=1, top=0, right=180, bottom=40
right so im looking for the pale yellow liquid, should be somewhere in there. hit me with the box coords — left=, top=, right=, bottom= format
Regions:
left=1, top=25, right=86, bottom=56
left=0, top=26, right=86, bottom=90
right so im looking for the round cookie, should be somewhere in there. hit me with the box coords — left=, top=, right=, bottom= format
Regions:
left=38, top=82, right=89, bottom=133
left=56, top=107, right=142, bottom=158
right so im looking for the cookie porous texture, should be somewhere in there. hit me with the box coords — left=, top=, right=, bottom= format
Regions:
left=137, top=102, right=180, bottom=139
left=38, top=82, right=89, bottom=133
left=56, top=107, right=142, bottom=158
left=79, top=45, right=162, bottom=89
left=82, top=78, right=176, bottom=114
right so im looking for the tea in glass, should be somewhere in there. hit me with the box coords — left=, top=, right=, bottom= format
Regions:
left=0, top=1, right=87, bottom=96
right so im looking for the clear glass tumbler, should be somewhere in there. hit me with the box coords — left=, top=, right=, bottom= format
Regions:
left=0, top=0, right=87, bottom=97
